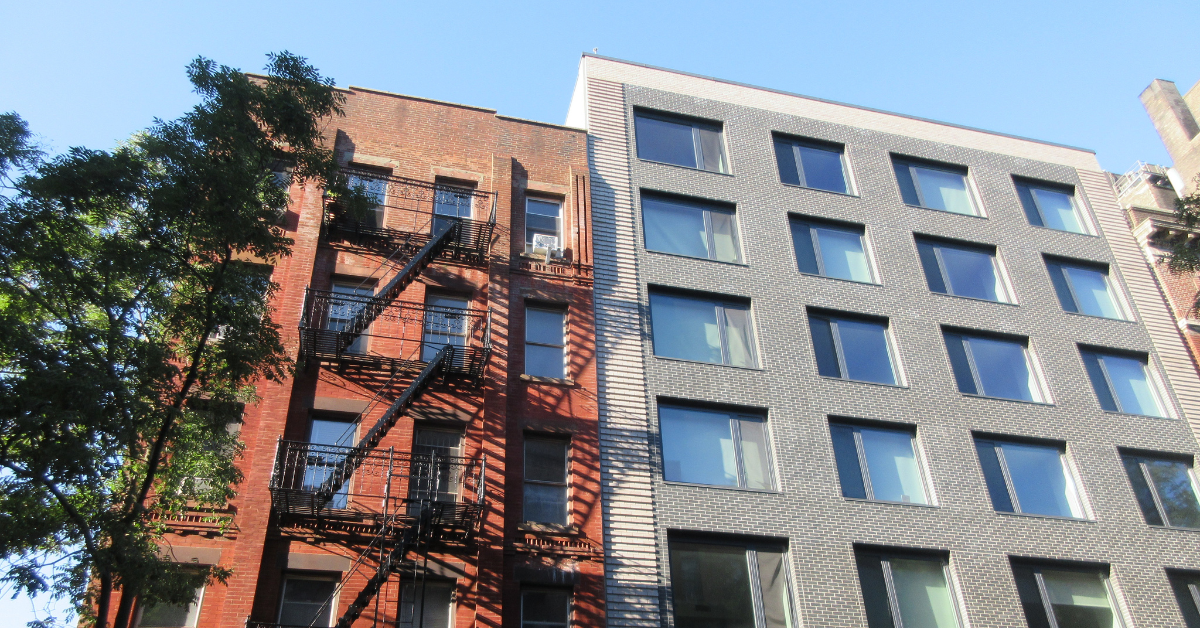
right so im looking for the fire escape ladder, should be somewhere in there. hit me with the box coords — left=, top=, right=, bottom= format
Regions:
left=333, top=508, right=429, bottom=628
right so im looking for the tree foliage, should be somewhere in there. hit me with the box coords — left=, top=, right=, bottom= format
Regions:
left=0, top=52, right=363, bottom=628
left=1165, top=174, right=1200, bottom=313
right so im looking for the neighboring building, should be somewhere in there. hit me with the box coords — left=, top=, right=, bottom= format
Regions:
left=568, top=55, right=1200, bottom=627
left=139, top=86, right=603, bottom=628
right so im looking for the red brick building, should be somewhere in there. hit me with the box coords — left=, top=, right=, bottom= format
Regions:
left=137, top=85, right=601, bottom=628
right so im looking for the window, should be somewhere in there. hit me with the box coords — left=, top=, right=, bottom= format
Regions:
left=854, top=549, right=961, bottom=628
left=347, top=173, right=387, bottom=228
left=526, top=198, right=563, bottom=256
left=892, top=157, right=979, bottom=216
left=400, top=581, right=454, bottom=628
left=659, top=404, right=772, bottom=490
left=650, top=292, right=757, bottom=367
left=525, top=307, right=566, bottom=378
left=306, top=416, right=356, bottom=509
left=772, top=135, right=850, bottom=193
left=1168, top=571, right=1200, bottom=628
left=524, top=437, right=569, bottom=524
left=521, top=589, right=571, bottom=628
left=277, top=576, right=338, bottom=628
left=790, top=217, right=873, bottom=283
left=1046, top=258, right=1126, bottom=319
left=328, top=282, right=373, bottom=354
left=1011, top=562, right=1123, bottom=628
left=634, top=111, right=728, bottom=173
left=916, top=237, right=1011, bottom=302
left=830, top=423, right=927, bottom=504
left=409, top=429, right=464, bottom=508
left=1080, top=349, right=1168, bottom=417
left=809, top=312, right=898, bottom=385
left=668, top=539, right=794, bottom=628
left=642, top=193, right=740, bottom=263
left=433, top=181, right=474, bottom=234
left=975, top=438, right=1084, bottom=518
left=137, top=584, right=205, bottom=628
left=944, top=331, right=1045, bottom=402
left=1016, top=179, right=1090, bottom=234
left=1121, top=452, right=1200, bottom=528
left=422, top=294, right=469, bottom=362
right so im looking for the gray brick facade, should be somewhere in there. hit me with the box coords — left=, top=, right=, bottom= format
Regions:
left=571, top=56, right=1200, bottom=627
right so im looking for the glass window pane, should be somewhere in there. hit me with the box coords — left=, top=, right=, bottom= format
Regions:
left=698, top=126, right=727, bottom=173
left=1032, top=188, right=1085, bottom=234
left=651, top=294, right=723, bottom=364
left=854, top=551, right=898, bottom=628
left=1064, top=266, right=1121, bottom=318
left=1000, top=443, right=1082, bottom=518
left=1010, top=564, right=1054, bottom=628
left=523, top=482, right=568, bottom=524
left=790, top=221, right=820, bottom=275
left=860, top=428, right=927, bottom=504
left=965, top=337, right=1039, bottom=402
left=831, top=424, right=867, bottom=499
left=975, top=441, right=1014, bottom=512
left=1168, top=573, right=1200, bottom=628
left=526, top=345, right=565, bottom=378
left=709, top=210, right=740, bottom=262
left=774, top=138, right=801, bottom=186
left=659, top=407, right=738, bottom=487
left=522, top=589, right=571, bottom=626
left=635, top=115, right=697, bottom=168
left=1081, top=352, right=1119, bottom=412
left=526, top=309, right=564, bottom=346
left=669, top=542, right=756, bottom=628
left=722, top=306, right=757, bottom=368
left=1047, top=263, right=1079, bottom=313
left=835, top=319, right=896, bottom=385
left=139, top=586, right=202, bottom=628
left=917, top=241, right=948, bottom=294
left=810, top=317, right=842, bottom=378
left=278, top=579, right=337, bottom=628
left=1041, top=569, right=1117, bottom=627
left=1100, top=354, right=1165, bottom=417
left=890, top=558, right=959, bottom=628
left=938, top=245, right=1003, bottom=301
left=525, top=439, right=567, bottom=483
left=643, top=197, right=711, bottom=259
left=737, top=418, right=772, bottom=490
left=796, top=144, right=847, bottom=193
left=407, top=581, right=455, bottom=628
left=1121, top=456, right=1165, bottom=526
left=1016, top=184, right=1044, bottom=227
left=434, top=186, right=473, bottom=218
left=756, top=550, right=794, bottom=628
left=814, top=227, right=871, bottom=282
left=893, top=161, right=921, bottom=206
left=1145, top=458, right=1200, bottom=528
left=913, top=166, right=976, bottom=215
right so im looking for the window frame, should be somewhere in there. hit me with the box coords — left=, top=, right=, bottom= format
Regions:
left=523, top=436, right=571, bottom=525
left=135, top=581, right=206, bottom=628
left=943, top=330, right=1048, bottom=403
left=525, top=196, right=564, bottom=256
left=1120, top=451, right=1200, bottom=529
left=808, top=311, right=901, bottom=385
left=666, top=537, right=795, bottom=628
left=974, top=437, right=1087, bottom=519
left=1010, top=562, right=1124, bottom=628
left=520, top=588, right=573, bottom=628
left=276, top=574, right=340, bottom=628
left=830, top=421, right=931, bottom=505
left=658, top=403, right=776, bottom=491
left=633, top=109, right=730, bottom=174
left=789, top=216, right=876, bottom=284
left=854, top=548, right=963, bottom=628
left=328, top=281, right=375, bottom=354
left=892, top=157, right=982, bottom=217
left=915, top=236, right=1013, bottom=303
left=649, top=291, right=760, bottom=368
left=641, top=192, right=743, bottom=263
left=1045, top=257, right=1129, bottom=319
left=772, top=134, right=853, bottom=194
left=1079, top=347, right=1170, bottom=418
left=346, top=173, right=388, bottom=228
left=525, top=305, right=567, bottom=379
left=1014, top=177, right=1094, bottom=235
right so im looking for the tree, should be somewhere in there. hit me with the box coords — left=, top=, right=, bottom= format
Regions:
left=0, top=52, right=367, bottom=628
left=1165, top=173, right=1200, bottom=313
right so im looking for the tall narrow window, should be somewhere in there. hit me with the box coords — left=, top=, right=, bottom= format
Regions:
left=1016, top=179, right=1090, bottom=234
left=943, top=331, right=1044, bottom=402
left=277, top=576, right=338, bottom=628
left=1080, top=349, right=1168, bottom=417
left=668, top=539, right=794, bottom=628
left=328, top=282, right=374, bottom=354
left=773, top=135, right=850, bottom=193
left=433, top=181, right=474, bottom=235
left=1011, top=563, right=1123, bottom=628
left=526, top=198, right=562, bottom=256
left=634, top=111, right=728, bottom=173
left=892, top=157, right=979, bottom=216
left=854, top=549, right=961, bottom=628
left=524, top=437, right=569, bottom=525
left=137, top=583, right=205, bottom=628
left=401, top=581, right=454, bottom=628
left=525, top=307, right=566, bottom=378
left=916, top=238, right=1011, bottom=302
left=809, top=312, right=898, bottom=385
left=642, top=193, right=740, bottom=262
left=790, top=218, right=873, bottom=283
left=1168, top=571, right=1200, bottom=628
left=409, top=429, right=464, bottom=507
left=650, top=292, right=757, bottom=367
left=1121, top=452, right=1200, bottom=528
left=1046, top=258, right=1126, bottom=319
left=347, top=173, right=387, bottom=228
left=974, top=438, right=1084, bottom=518
left=521, top=589, right=571, bottom=628
left=659, top=405, right=773, bottom=490
left=830, top=423, right=927, bottom=504
left=422, top=294, right=469, bottom=362
left=306, top=416, right=356, bottom=509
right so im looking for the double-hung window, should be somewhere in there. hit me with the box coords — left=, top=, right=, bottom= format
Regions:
left=975, top=437, right=1085, bottom=518
left=668, top=539, right=794, bottom=628
left=306, top=416, right=357, bottom=509
left=277, top=576, right=338, bottom=628
left=1168, top=571, right=1200, bottom=628
left=137, top=583, right=205, bottom=628
left=422, top=294, right=470, bottom=363
left=809, top=312, right=898, bottom=385
left=892, top=157, right=980, bottom=216
left=433, top=181, right=474, bottom=235
left=328, top=282, right=374, bottom=354
left=524, top=437, right=570, bottom=525
left=525, top=307, right=567, bottom=378
left=659, top=404, right=773, bottom=490
left=1011, top=562, right=1123, bottom=628
left=402, top=580, right=454, bottom=628
left=943, top=330, right=1045, bottom=402
left=830, top=423, right=928, bottom=504
left=1080, top=348, right=1168, bottom=417
left=854, top=549, right=961, bottom=628
left=650, top=292, right=757, bottom=367
left=1121, top=451, right=1200, bottom=528
left=642, top=193, right=740, bottom=262
left=1046, top=258, right=1127, bottom=319
left=526, top=198, right=562, bottom=256
left=916, top=237, right=1011, bottom=302
left=772, top=135, right=850, bottom=193
left=634, top=111, right=728, bottom=173
left=1016, top=178, right=1091, bottom=234
left=521, top=589, right=571, bottom=628
left=790, top=217, right=873, bottom=283
left=347, top=173, right=387, bottom=228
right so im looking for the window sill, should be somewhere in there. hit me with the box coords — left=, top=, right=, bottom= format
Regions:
left=1100, top=409, right=1173, bottom=421
left=1027, top=223, right=1097, bottom=238
left=1147, top=524, right=1200, bottom=533
left=1061, top=310, right=1135, bottom=323
left=817, top=375, right=908, bottom=390
left=798, top=271, right=881, bottom=288
left=662, top=480, right=780, bottom=494
left=653, top=355, right=764, bottom=371
left=959, top=393, right=1054, bottom=407
left=637, top=157, right=734, bottom=177
left=930, top=291, right=1018, bottom=306
left=844, top=497, right=938, bottom=509
left=995, top=510, right=1094, bottom=523
left=518, top=522, right=580, bottom=535
left=520, top=374, right=575, bottom=386
left=903, top=202, right=986, bottom=219
left=645, top=248, right=748, bottom=267
left=780, top=181, right=859, bottom=198
left=518, top=252, right=572, bottom=264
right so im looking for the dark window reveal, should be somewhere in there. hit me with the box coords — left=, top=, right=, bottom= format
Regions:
left=634, top=112, right=728, bottom=173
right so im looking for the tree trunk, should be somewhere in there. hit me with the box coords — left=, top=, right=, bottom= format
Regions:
left=111, top=586, right=136, bottom=628
left=94, top=573, right=112, bottom=628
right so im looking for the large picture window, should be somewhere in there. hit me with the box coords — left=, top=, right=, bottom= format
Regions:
left=1080, top=348, right=1168, bottom=417
left=943, top=330, right=1045, bottom=402
left=650, top=292, right=757, bottom=367
left=1011, top=562, right=1123, bottom=628
left=974, top=438, right=1084, bottom=518
left=1121, top=451, right=1200, bottom=528
left=892, top=157, right=979, bottom=216
left=634, top=111, right=728, bottom=173
left=809, top=312, right=898, bottom=385
left=668, top=539, right=793, bottom=628
left=773, top=135, right=850, bottom=193
left=659, top=404, right=772, bottom=490
left=916, top=237, right=1011, bottom=302
left=830, top=423, right=928, bottom=504
left=642, top=193, right=740, bottom=262
left=1015, top=179, right=1091, bottom=234
left=855, top=549, right=961, bottom=628
left=790, top=218, right=873, bottom=283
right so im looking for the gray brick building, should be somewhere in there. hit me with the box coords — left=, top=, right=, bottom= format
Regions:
left=566, top=56, right=1200, bottom=627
